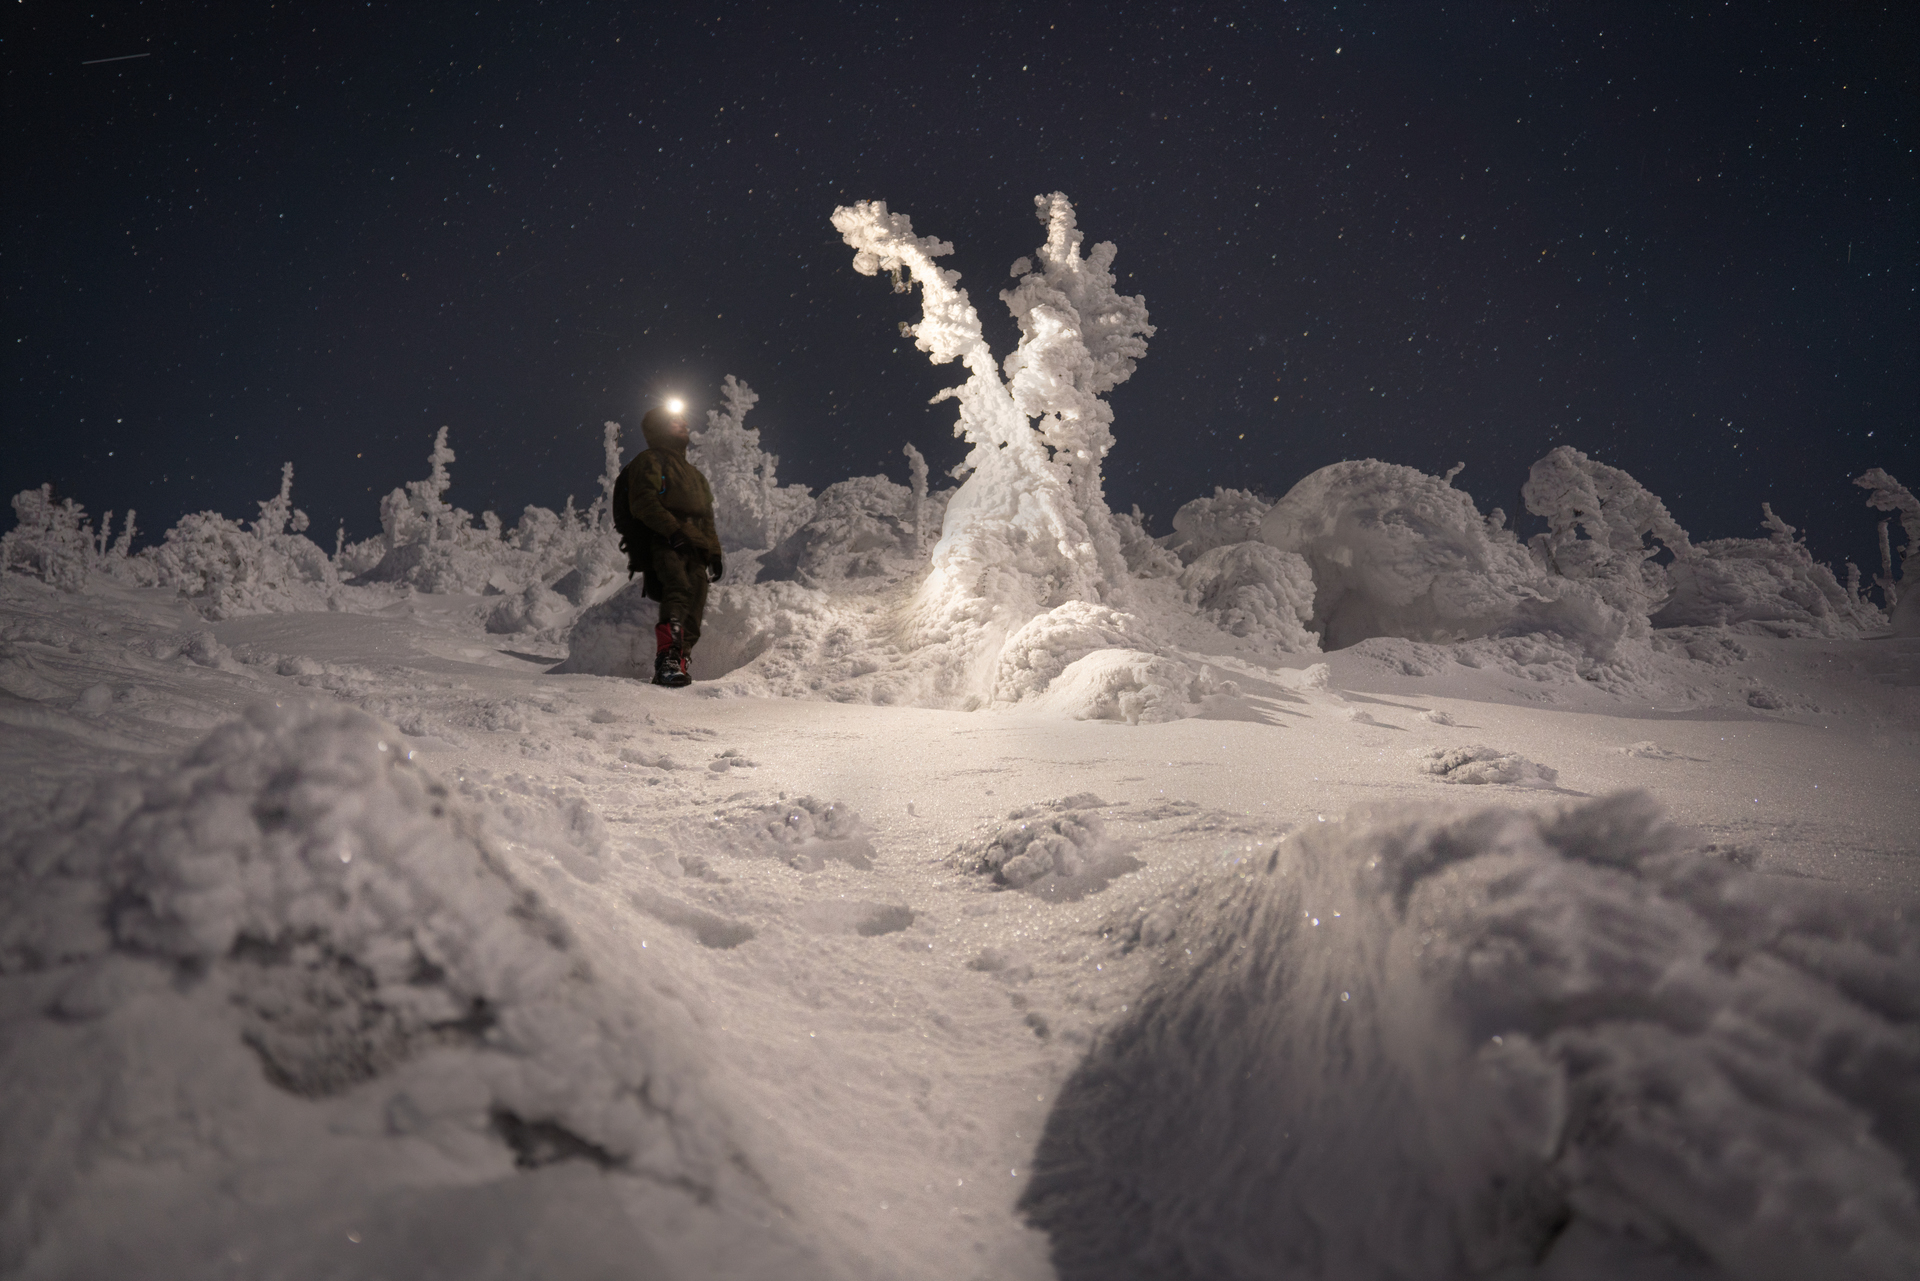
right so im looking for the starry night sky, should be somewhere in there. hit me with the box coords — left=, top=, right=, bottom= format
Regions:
left=6, top=1, right=1915, bottom=576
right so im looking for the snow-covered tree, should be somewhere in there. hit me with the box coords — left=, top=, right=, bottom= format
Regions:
left=251, top=462, right=311, bottom=541
left=145, top=465, right=337, bottom=617
left=832, top=193, right=1153, bottom=700
left=1855, top=468, right=1916, bottom=610
left=1, top=485, right=94, bottom=591
left=1655, top=502, right=1884, bottom=637
left=688, top=375, right=813, bottom=551
left=1523, top=446, right=1693, bottom=634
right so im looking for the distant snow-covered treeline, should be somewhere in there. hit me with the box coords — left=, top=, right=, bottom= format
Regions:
left=6, top=193, right=1916, bottom=711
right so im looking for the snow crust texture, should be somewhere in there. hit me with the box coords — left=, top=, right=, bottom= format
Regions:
left=1418, top=743, right=1560, bottom=787
left=1021, top=791, right=1920, bottom=1281
left=0, top=702, right=810, bottom=1279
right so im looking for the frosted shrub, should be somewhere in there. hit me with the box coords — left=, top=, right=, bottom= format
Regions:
left=688, top=375, right=814, bottom=552
left=1522, top=445, right=1691, bottom=635
left=144, top=464, right=338, bottom=618
left=1112, top=505, right=1181, bottom=578
left=758, top=475, right=923, bottom=588
left=1, top=485, right=94, bottom=591
left=351, top=426, right=622, bottom=606
left=1655, top=503, right=1885, bottom=636
left=1259, top=460, right=1589, bottom=651
left=992, top=601, right=1154, bottom=703
left=1165, top=487, right=1273, bottom=565
left=1177, top=541, right=1317, bottom=651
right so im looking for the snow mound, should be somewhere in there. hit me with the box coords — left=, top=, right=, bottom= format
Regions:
left=1656, top=503, right=1885, bottom=637
left=993, top=601, right=1153, bottom=702
left=1030, top=648, right=1211, bottom=725
left=952, top=794, right=1141, bottom=897
left=1165, top=487, right=1272, bottom=565
left=0, top=702, right=808, bottom=1277
left=1260, top=459, right=1617, bottom=654
left=1021, top=791, right=1920, bottom=1281
left=1418, top=743, right=1560, bottom=787
left=550, top=577, right=662, bottom=680
left=1177, top=541, right=1318, bottom=652
left=729, top=795, right=877, bottom=871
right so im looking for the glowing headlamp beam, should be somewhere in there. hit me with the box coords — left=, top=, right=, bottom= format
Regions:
left=664, top=397, right=686, bottom=414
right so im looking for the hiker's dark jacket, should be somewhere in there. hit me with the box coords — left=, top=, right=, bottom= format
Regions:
left=616, top=415, right=719, bottom=604
left=625, top=435, right=719, bottom=556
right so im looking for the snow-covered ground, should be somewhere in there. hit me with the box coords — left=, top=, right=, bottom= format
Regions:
left=3, top=569, right=1914, bottom=1279
left=4, top=193, right=1917, bottom=1278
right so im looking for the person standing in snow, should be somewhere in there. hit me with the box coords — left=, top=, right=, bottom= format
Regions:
left=613, top=402, right=723, bottom=687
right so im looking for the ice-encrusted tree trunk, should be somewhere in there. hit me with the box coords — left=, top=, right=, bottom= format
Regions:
left=832, top=194, right=1152, bottom=699
left=592, top=421, right=623, bottom=532
left=1855, top=468, right=1916, bottom=610
left=110, top=510, right=137, bottom=560
left=902, top=443, right=929, bottom=553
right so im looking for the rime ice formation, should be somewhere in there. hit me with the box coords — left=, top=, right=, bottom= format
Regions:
left=1656, top=502, right=1886, bottom=637
left=1856, top=468, right=1919, bottom=635
left=829, top=193, right=1158, bottom=702
left=1165, top=487, right=1273, bottom=565
left=1020, top=792, right=1920, bottom=1281
left=688, top=375, right=815, bottom=555
left=1257, top=459, right=1600, bottom=652
left=2, top=458, right=1918, bottom=1278
left=355, top=426, right=626, bottom=607
left=1522, top=444, right=1692, bottom=636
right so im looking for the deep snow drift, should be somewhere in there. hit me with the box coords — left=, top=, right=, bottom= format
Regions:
left=3, top=191, right=1918, bottom=1280
left=1021, top=791, right=1919, bottom=1281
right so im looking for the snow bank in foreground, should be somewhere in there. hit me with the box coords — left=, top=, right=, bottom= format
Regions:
left=1021, top=791, right=1920, bottom=1281
left=0, top=703, right=817, bottom=1279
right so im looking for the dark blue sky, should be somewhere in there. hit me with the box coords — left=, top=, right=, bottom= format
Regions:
left=6, top=1, right=1914, bottom=575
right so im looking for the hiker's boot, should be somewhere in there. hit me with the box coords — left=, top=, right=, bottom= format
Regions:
left=652, top=620, right=691, bottom=688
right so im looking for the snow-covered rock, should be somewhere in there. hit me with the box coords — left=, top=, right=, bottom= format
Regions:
left=1416, top=743, right=1559, bottom=786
